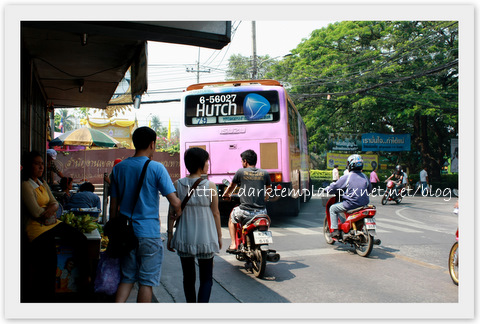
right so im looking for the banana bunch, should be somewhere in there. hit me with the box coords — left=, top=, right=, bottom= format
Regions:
left=100, top=234, right=109, bottom=252
left=60, top=212, right=99, bottom=233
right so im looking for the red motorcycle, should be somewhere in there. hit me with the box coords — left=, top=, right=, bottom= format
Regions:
left=226, top=210, right=280, bottom=278
left=448, top=229, right=458, bottom=285
left=382, top=180, right=402, bottom=205
left=323, top=195, right=381, bottom=257
left=448, top=203, right=459, bottom=285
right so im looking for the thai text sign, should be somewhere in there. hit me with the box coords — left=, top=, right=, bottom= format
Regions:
left=55, top=149, right=180, bottom=184
left=327, top=133, right=362, bottom=152
left=362, top=133, right=411, bottom=152
left=327, top=153, right=379, bottom=171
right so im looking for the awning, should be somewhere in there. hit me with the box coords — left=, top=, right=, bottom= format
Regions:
left=21, top=21, right=231, bottom=109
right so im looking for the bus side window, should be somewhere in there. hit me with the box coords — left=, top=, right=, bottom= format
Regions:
left=288, top=101, right=299, bottom=151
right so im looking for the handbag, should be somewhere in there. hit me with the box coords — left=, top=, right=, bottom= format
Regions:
left=94, top=252, right=121, bottom=295
left=173, top=177, right=203, bottom=227
left=104, top=159, right=151, bottom=258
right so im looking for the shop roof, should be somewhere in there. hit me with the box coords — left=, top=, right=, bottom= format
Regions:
left=22, top=21, right=231, bottom=109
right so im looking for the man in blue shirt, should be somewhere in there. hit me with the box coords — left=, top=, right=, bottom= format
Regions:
left=110, top=127, right=182, bottom=303
left=325, top=154, right=372, bottom=238
left=65, top=182, right=101, bottom=211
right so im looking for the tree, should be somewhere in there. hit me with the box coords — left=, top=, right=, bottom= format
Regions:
left=268, top=21, right=458, bottom=179
left=74, top=107, right=89, bottom=119
left=54, top=109, right=75, bottom=132
left=226, top=54, right=278, bottom=80
left=150, top=115, right=162, bottom=133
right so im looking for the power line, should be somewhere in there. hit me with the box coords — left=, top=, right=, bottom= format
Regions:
left=294, top=59, right=458, bottom=99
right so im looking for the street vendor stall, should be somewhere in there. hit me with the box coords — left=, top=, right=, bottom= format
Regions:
left=50, top=127, right=120, bottom=181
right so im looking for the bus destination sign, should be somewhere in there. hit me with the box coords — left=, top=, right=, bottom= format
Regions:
left=185, top=90, right=280, bottom=126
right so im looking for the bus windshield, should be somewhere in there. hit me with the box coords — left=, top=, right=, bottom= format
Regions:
left=184, top=90, right=280, bottom=126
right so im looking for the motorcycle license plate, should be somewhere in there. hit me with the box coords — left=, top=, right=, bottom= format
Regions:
left=253, top=231, right=273, bottom=244
left=365, top=218, right=376, bottom=230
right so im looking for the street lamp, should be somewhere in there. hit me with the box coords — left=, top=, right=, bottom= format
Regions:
left=251, top=53, right=294, bottom=79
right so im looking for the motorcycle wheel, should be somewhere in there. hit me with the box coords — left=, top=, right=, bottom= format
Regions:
left=448, top=242, right=459, bottom=285
left=381, top=193, right=388, bottom=205
left=395, top=196, right=403, bottom=204
left=323, top=216, right=335, bottom=245
left=252, top=247, right=267, bottom=278
left=355, top=227, right=374, bottom=257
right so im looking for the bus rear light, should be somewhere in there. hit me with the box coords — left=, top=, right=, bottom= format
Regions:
left=276, top=184, right=283, bottom=190
left=275, top=173, right=282, bottom=182
left=270, top=173, right=282, bottom=183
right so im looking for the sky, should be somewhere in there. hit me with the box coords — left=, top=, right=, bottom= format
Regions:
left=88, top=20, right=333, bottom=129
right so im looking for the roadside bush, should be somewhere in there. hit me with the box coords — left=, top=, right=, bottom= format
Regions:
left=310, top=170, right=332, bottom=180
left=310, top=170, right=332, bottom=189
left=310, top=168, right=457, bottom=192
left=431, top=174, right=458, bottom=190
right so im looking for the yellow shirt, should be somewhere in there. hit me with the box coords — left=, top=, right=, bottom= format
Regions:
left=22, top=179, right=61, bottom=241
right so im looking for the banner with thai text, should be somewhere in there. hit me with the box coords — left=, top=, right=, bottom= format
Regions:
left=326, top=153, right=379, bottom=171
left=327, top=133, right=362, bottom=152
left=362, top=133, right=411, bottom=152
left=55, top=149, right=180, bottom=184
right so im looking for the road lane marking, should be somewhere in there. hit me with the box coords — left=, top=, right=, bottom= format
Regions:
left=270, top=230, right=287, bottom=237
left=395, top=208, right=425, bottom=224
left=284, top=227, right=321, bottom=235
left=288, top=219, right=322, bottom=228
left=219, top=247, right=342, bottom=263
left=377, top=249, right=445, bottom=270
left=378, top=217, right=453, bottom=235
left=378, top=218, right=423, bottom=227
left=220, top=248, right=445, bottom=271
left=377, top=222, right=422, bottom=233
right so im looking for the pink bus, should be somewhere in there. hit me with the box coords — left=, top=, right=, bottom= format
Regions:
left=180, top=80, right=310, bottom=216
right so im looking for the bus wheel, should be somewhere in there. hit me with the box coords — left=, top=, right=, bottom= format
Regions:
left=304, top=181, right=313, bottom=202
left=291, top=197, right=300, bottom=216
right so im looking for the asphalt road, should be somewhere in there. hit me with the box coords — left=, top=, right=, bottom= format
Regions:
left=180, top=193, right=460, bottom=304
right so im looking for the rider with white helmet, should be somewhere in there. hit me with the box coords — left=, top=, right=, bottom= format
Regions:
left=325, top=154, right=372, bottom=238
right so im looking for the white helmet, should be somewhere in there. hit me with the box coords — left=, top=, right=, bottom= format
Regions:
left=347, top=154, right=363, bottom=171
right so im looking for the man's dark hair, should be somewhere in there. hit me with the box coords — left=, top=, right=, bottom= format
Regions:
left=241, top=149, right=257, bottom=166
left=184, top=147, right=209, bottom=174
left=132, top=126, right=157, bottom=151
left=79, top=182, right=95, bottom=192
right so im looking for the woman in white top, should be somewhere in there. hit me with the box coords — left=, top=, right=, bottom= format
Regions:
left=167, top=147, right=222, bottom=303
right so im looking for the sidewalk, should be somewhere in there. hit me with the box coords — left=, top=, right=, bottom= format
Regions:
left=126, top=233, right=240, bottom=303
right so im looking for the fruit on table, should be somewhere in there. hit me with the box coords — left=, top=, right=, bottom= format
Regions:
left=60, top=212, right=101, bottom=233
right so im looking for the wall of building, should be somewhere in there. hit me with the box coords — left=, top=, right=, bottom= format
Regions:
left=21, top=49, right=48, bottom=158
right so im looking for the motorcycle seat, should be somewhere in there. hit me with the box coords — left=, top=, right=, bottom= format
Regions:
left=242, top=214, right=269, bottom=226
left=233, top=215, right=252, bottom=225
left=346, top=204, right=376, bottom=214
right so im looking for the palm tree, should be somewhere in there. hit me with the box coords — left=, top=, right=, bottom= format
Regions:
left=54, top=109, right=75, bottom=132
left=150, top=115, right=162, bottom=133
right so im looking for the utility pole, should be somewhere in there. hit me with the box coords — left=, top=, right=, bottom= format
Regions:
left=186, top=47, right=211, bottom=83
left=251, top=21, right=258, bottom=79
